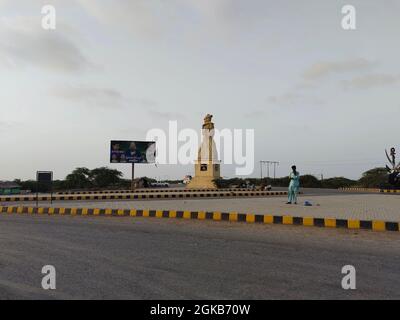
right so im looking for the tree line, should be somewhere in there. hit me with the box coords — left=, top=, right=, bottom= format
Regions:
left=13, top=166, right=393, bottom=192
left=215, top=167, right=393, bottom=189
left=14, top=167, right=152, bottom=192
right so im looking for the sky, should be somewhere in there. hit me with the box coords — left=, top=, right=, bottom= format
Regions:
left=0, top=0, right=399, bottom=181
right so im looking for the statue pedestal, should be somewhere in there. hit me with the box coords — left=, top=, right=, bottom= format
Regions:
left=187, top=161, right=220, bottom=189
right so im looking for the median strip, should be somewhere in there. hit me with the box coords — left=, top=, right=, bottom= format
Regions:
left=0, top=191, right=288, bottom=202
left=55, top=188, right=254, bottom=195
left=0, top=206, right=398, bottom=232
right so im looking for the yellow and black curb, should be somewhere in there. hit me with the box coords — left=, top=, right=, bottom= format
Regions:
left=0, top=206, right=398, bottom=232
left=55, top=188, right=252, bottom=195
left=0, top=191, right=288, bottom=202
left=340, top=187, right=400, bottom=193
left=380, top=189, right=400, bottom=193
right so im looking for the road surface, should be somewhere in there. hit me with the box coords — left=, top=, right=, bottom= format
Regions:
left=0, top=214, right=399, bottom=299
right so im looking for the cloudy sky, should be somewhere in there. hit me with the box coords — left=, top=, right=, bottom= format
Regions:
left=0, top=0, right=399, bottom=181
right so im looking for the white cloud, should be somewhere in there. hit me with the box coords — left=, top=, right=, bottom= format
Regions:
left=303, top=58, right=374, bottom=80
left=146, top=108, right=185, bottom=120
left=268, top=93, right=324, bottom=108
left=74, top=0, right=269, bottom=44
left=74, top=0, right=176, bottom=38
left=0, top=16, right=92, bottom=72
left=343, top=74, right=400, bottom=89
left=51, top=86, right=126, bottom=108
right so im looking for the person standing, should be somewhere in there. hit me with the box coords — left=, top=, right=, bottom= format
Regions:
left=287, top=165, right=300, bottom=204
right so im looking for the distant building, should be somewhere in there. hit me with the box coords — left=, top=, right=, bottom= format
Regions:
left=0, top=181, right=21, bottom=195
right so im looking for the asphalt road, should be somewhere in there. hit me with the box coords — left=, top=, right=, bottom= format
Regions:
left=0, top=214, right=399, bottom=299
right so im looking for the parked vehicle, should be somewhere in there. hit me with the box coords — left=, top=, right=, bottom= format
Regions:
left=150, top=182, right=170, bottom=188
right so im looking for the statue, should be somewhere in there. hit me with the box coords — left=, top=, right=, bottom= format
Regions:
left=202, top=114, right=214, bottom=130
left=385, top=147, right=400, bottom=185
left=187, top=114, right=221, bottom=189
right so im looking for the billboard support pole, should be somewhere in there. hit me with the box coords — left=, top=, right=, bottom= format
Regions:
left=131, top=163, right=135, bottom=191
left=36, top=172, right=39, bottom=208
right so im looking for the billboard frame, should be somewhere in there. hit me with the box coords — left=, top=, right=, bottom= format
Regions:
left=110, top=140, right=156, bottom=190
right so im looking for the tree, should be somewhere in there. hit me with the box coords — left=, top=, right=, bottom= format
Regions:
left=297, top=174, right=322, bottom=188
left=322, top=177, right=357, bottom=189
left=65, top=167, right=92, bottom=189
left=358, top=167, right=388, bottom=188
left=90, top=167, right=123, bottom=188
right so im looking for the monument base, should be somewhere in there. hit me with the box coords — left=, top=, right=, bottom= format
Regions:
left=186, top=176, right=218, bottom=189
left=186, top=161, right=220, bottom=189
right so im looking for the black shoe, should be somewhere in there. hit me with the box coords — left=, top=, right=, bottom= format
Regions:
left=286, top=202, right=291, bottom=204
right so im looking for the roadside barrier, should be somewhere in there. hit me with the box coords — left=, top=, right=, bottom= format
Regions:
left=0, top=191, right=289, bottom=202
left=0, top=205, right=398, bottom=232
left=55, top=188, right=257, bottom=195
left=339, top=187, right=400, bottom=193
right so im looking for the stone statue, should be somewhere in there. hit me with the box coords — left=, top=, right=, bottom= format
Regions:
left=198, top=114, right=218, bottom=162
left=202, top=114, right=214, bottom=130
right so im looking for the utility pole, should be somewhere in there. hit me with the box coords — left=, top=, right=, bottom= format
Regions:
left=272, top=161, right=279, bottom=179
left=260, top=161, right=279, bottom=179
